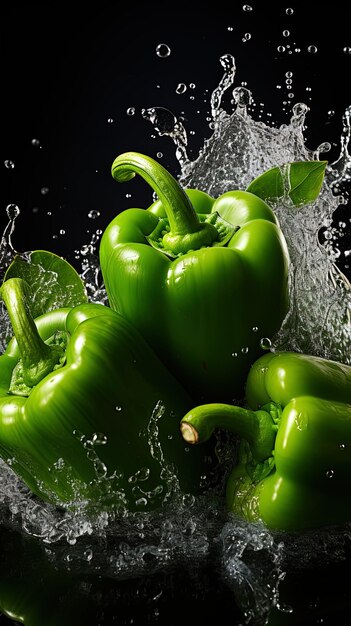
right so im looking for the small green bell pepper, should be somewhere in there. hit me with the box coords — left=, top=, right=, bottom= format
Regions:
left=180, top=351, right=351, bottom=531
left=0, top=278, right=209, bottom=511
left=100, top=152, right=289, bottom=403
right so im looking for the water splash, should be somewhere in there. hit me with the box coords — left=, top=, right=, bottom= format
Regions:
left=147, top=55, right=350, bottom=365
left=1, top=53, right=351, bottom=625
left=142, top=106, right=188, bottom=167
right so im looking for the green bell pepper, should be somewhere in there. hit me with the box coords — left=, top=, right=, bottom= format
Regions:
left=0, top=278, right=209, bottom=511
left=180, top=351, right=351, bottom=531
left=100, top=152, right=289, bottom=403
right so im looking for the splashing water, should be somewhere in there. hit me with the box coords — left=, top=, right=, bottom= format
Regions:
left=151, top=55, right=351, bottom=364
left=1, top=54, right=351, bottom=624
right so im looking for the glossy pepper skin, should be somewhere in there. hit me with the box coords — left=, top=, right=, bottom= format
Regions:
left=180, top=351, right=351, bottom=531
left=0, top=278, right=208, bottom=511
left=100, top=152, right=289, bottom=403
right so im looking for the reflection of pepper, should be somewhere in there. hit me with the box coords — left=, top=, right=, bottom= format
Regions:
left=100, top=152, right=289, bottom=402
left=0, top=278, right=208, bottom=510
left=181, top=352, right=351, bottom=531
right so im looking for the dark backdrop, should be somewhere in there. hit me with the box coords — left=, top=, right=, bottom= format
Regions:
left=2, top=1, right=351, bottom=279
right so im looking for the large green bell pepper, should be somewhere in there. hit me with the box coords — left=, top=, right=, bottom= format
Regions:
left=180, top=351, right=351, bottom=531
left=100, top=152, right=289, bottom=403
left=0, top=278, right=209, bottom=511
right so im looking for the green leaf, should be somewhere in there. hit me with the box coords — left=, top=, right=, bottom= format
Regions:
left=4, top=250, right=88, bottom=318
left=247, top=161, right=327, bottom=207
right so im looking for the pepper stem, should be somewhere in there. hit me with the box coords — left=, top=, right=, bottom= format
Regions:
left=180, top=403, right=278, bottom=462
left=111, top=151, right=218, bottom=255
left=1, top=278, right=64, bottom=387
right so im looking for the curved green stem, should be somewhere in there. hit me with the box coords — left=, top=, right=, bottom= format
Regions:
left=180, top=403, right=278, bottom=462
left=1, top=278, right=63, bottom=387
left=111, top=152, right=218, bottom=254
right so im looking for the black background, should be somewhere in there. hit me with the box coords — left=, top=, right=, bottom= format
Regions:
left=1, top=1, right=351, bottom=280
left=1, top=3, right=351, bottom=625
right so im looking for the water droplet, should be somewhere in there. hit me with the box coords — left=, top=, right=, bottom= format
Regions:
left=88, top=209, right=100, bottom=219
left=59, top=229, right=65, bottom=235
left=126, top=107, right=135, bottom=116
left=328, top=110, right=335, bottom=117
left=317, top=142, right=331, bottom=154
left=241, top=346, right=249, bottom=354
left=343, top=47, right=351, bottom=54
left=31, top=138, right=40, bottom=146
left=135, top=497, right=148, bottom=507
left=84, top=548, right=93, bottom=562
left=288, top=93, right=294, bottom=99
left=107, top=117, right=114, bottom=123
left=4, top=160, right=15, bottom=169
left=156, top=151, right=163, bottom=158
left=340, top=443, right=346, bottom=450
left=242, top=4, right=253, bottom=10
left=176, top=83, right=187, bottom=94
left=115, top=406, right=122, bottom=411
left=260, top=337, right=272, bottom=350
left=189, top=83, right=196, bottom=89
left=6, top=204, right=20, bottom=219
left=227, top=26, right=234, bottom=32
left=53, top=458, right=65, bottom=470
left=252, top=326, right=259, bottom=332
left=231, top=352, right=238, bottom=357
left=41, top=187, right=49, bottom=195
left=307, top=45, right=318, bottom=54
left=156, top=43, right=171, bottom=58
left=326, top=469, right=334, bottom=478
left=47, top=211, right=52, bottom=216
left=282, top=30, right=290, bottom=37
left=286, top=7, right=294, bottom=15
left=295, top=412, right=308, bottom=431
left=242, top=33, right=251, bottom=41
left=285, top=71, right=293, bottom=78
left=92, top=432, right=108, bottom=445
left=277, top=45, right=286, bottom=52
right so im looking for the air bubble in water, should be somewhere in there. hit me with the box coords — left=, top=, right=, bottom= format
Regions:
left=31, top=138, right=40, bottom=146
left=242, top=33, right=251, bottom=41
left=277, top=45, right=286, bottom=52
left=307, top=45, right=318, bottom=53
left=282, top=30, right=290, bottom=37
left=176, top=83, right=187, bottom=94
left=156, top=43, right=171, bottom=58
left=107, top=117, right=114, bottom=123
left=4, top=160, right=15, bottom=169
left=326, top=469, right=335, bottom=479
left=126, top=107, right=135, bottom=116
left=59, top=229, right=65, bottom=235
left=41, top=187, right=49, bottom=195
left=242, top=4, right=253, bottom=10
left=157, top=152, right=163, bottom=158
left=286, top=7, right=294, bottom=15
